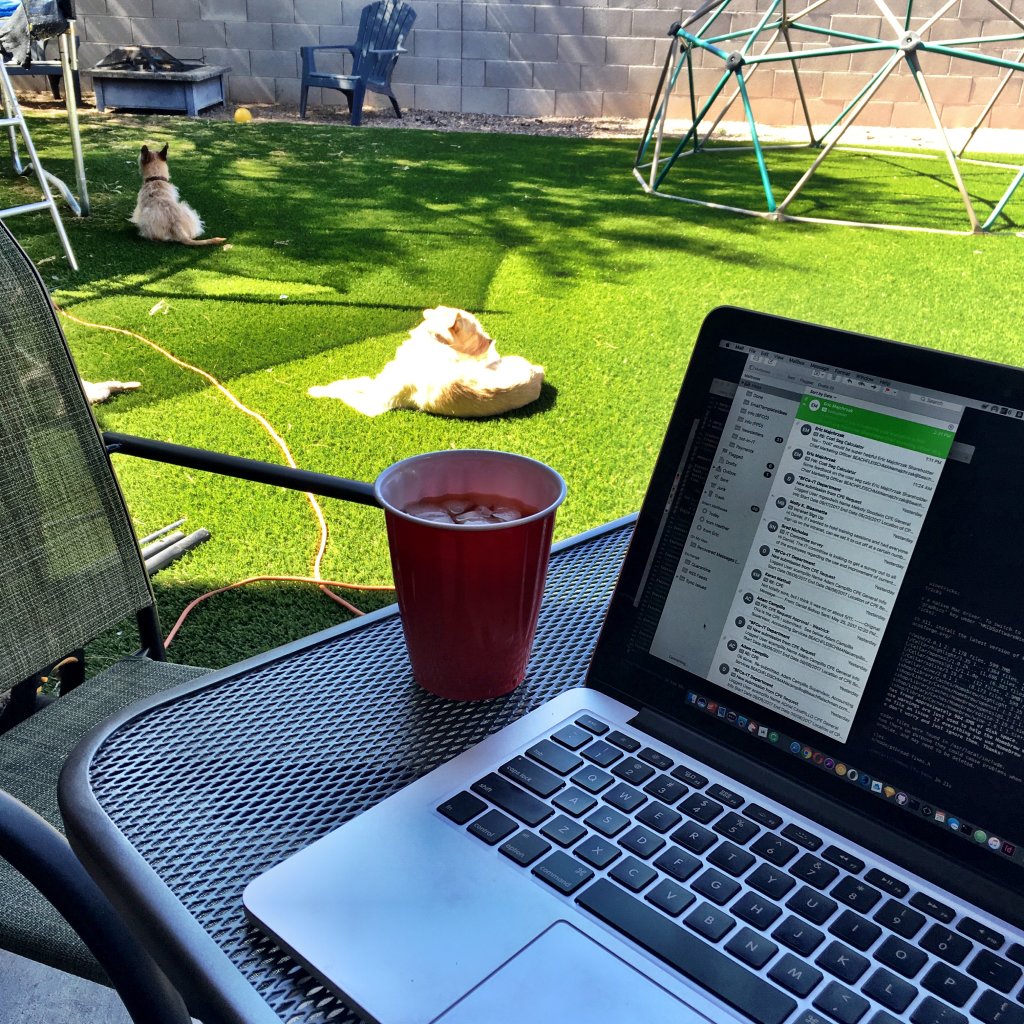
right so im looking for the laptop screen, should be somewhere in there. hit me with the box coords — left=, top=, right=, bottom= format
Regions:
left=591, top=307, right=1024, bottom=904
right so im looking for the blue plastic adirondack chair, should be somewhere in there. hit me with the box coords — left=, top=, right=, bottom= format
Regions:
left=299, top=0, right=416, bottom=126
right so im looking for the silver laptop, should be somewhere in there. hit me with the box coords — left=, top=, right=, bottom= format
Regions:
left=245, top=307, right=1024, bottom=1024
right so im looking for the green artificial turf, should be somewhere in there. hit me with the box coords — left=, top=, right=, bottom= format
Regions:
left=8, top=111, right=1024, bottom=671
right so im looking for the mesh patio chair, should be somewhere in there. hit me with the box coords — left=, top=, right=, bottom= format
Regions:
left=299, top=0, right=416, bottom=125
left=0, top=219, right=379, bottom=996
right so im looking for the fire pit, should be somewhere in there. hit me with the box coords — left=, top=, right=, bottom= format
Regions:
left=90, top=46, right=229, bottom=116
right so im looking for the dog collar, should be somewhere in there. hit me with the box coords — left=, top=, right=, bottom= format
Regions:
left=143, top=175, right=167, bottom=183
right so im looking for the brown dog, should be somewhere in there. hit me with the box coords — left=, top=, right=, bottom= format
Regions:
left=308, top=307, right=544, bottom=418
left=130, top=144, right=225, bottom=246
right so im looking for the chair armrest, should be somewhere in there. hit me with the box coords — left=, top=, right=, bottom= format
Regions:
left=300, top=43, right=357, bottom=54
left=368, top=46, right=407, bottom=54
left=103, top=432, right=381, bottom=508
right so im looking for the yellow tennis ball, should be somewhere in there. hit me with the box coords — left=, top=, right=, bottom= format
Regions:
left=234, top=107, right=253, bottom=124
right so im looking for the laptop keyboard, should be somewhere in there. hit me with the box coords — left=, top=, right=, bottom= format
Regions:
left=437, top=714, right=1024, bottom=1024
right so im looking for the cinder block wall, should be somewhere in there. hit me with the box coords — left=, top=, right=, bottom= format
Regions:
left=48, top=0, right=1024, bottom=128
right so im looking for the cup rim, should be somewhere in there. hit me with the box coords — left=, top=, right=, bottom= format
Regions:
left=374, top=449, right=567, bottom=531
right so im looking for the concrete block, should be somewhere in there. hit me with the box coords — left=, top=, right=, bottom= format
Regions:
left=749, top=96, right=795, bottom=124
left=532, top=59, right=580, bottom=89
left=129, top=17, right=180, bottom=44
left=294, top=0, right=343, bottom=24
left=462, top=30, right=510, bottom=58
left=774, top=68, right=823, bottom=100
left=485, top=59, right=534, bottom=86
left=199, top=0, right=247, bottom=21
left=627, top=63, right=662, bottom=91
left=558, top=33, right=606, bottom=63
left=510, top=31, right=558, bottom=60
left=554, top=88, right=603, bottom=114
left=318, top=23, right=359, bottom=44
left=462, top=3, right=487, bottom=30
left=229, top=74, right=276, bottom=102
left=178, top=18, right=224, bottom=44
left=247, top=0, right=290, bottom=22
left=275, top=76, right=302, bottom=103
left=273, top=22, right=320, bottom=48
left=414, top=83, right=462, bottom=109
left=462, top=85, right=510, bottom=112
left=581, top=62, right=628, bottom=90
left=226, top=20, right=273, bottom=48
left=582, top=7, right=632, bottom=36
left=106, top=0, right=152, bottom=16
left=461, top=58, right=485, bottom=85
left=250, top=48, right=298, bottom=76
left=400, top=56, right=440, bottom=83
left=413, top=29, right=463, bottom=57
left=487, top=5, right=535, bottom=32
left=534, top=6, right=583, bottom=34
left=601, top=89, right=650, bottom=115
left=631, top=8, right=674, bottom=36
left=83, top=15, right=132, bottom=45
left=200, top=46, right=252, bottom=72
left=508, top=86, right=556, bottom=114
left=157, top=0, right=200, bottom=19
left=438, top=3, right=462, bottom=29
left=605, top=35, right=654, bottom=64
left=437, top=57, right=461, bottom=83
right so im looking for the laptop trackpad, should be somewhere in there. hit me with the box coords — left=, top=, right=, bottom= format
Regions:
left=434, top=920, right=707, bottom=1024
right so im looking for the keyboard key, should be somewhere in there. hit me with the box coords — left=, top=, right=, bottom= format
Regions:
left=774, top=916, right=826, bottom=956
left=1006, top=943, right=1024, bottom=968
left=791, top=854, right=841, bottom=890
left=745, top=804, right=784, bottom=830
left=770, top=953, right=824, bottom=997
left=727, top=927, right=780, bottom=968
left=583, top=739, right=622, bottom=767
left=707, top=784, right=745, bottom=808
left=646, top=878, right=695, bottom=917
left=865, top=869, right=909, bottom=900
left=469, top=809, right=518, bottom=845
left=715, top=812, right=761, bottom=845
left=638, top=746, right=674, bottom=771
left=526, top=738, right=583, bottom=775
left=910, top=893, right=956, bottom=924
left=958, top=920, right=1007, bottom=952
left=749, top=863, right=797, bottom=900
left=552, top=724, right=591, bottom=750
left=709, top=841, right=756, bottom=877
left=613, top=756, right=656, bottom=785
left=875, top=934, right=928, bottom=978
left=692, top=867, right=742, bottom=905
left=679, top=793, right=725, bottom=824
left=577, top=879, right=797, bottom=1024
left=873, top=898, right=926, bottom=939
left=500, top=755, right=562, bottom=798
left=619, top=825, right=665, bottom=860
left=752, top=833, right=799, bottom=867
left=813, top=980, right=870, bottom=1024
left=609, top=856, right=657, bottom=892
left=823, top=846, right=865, bottom=875
left=574, top=834, right=620, bottom=869
left=552, top=786, right=598, bottom=818
left=532, top=850, right=594, bottom=894
left=861, top=967, right=918, bottom=1013
left=869, top=1011, right=904, bottom=1024
left=540, top=814, right=587, bottom=848
left=572, top=765, right=614, bottom=794
left=575, top=714, right=608, bottom=734
left=499, top=830, right=550, bottom=866
left=672, top=764, right=709, bottom=788
left=922, top=962, right=977, bottom=1006
left=653, top=845, right=701, bottom=882
left=782, top=823, right=824, bottom=851
left=438, top=791, right=486, bottom=824
left=686, top=902, right=737, bottom=942
left=644, top=773, right=688, bottom=804
left=472, top=773, right=552, bottom=827
left=671, top=820, right=718, bottom=854
left=922, top=925, right=973, bottom=966
left=732, top=891, right=783, bottom=930
left=967, top=951, right=1022, bottom=994
left=584, top=805, right=630, bottom=837
left=829, top=909, right=882, bottom=952
left=816, top=941, right=870, bottom=983
left=787, top=886, right=838, bottom=925
left=911, top=996, right=968, bottom=1024
left=636, top=800, right=682, bottom=834
left=831, top=877, right=883, bottom=914
left=971, top=990, right=1024, bottom=1024
left=604, top=783, right=647, bottom=813
left=606, top=729, right=641, bottom=752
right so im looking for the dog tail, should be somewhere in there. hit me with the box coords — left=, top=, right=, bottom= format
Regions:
left=183, top=236, right=227, bottom=246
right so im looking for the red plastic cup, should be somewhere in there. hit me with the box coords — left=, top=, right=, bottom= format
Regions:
left=374, top=450, right=567, bottom=700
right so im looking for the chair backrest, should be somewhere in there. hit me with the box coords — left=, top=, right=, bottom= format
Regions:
left=352, top=0, right=416, bottom=85
left=0, top=221, right=156, bottom=697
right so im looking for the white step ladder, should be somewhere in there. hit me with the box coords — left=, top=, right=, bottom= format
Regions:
left=0, top=43, right=78, bottom=270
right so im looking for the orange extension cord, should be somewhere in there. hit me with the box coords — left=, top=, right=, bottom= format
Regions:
left=57, top=306, right=394, bottom=647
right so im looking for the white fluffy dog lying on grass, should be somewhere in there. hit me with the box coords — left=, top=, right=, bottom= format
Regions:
left=308, top=307, right=544, bottom=418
